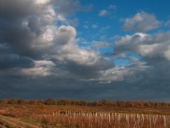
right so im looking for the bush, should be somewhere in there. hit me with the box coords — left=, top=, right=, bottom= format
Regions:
left=17, top=99, right=24, bottom=104
left=57, top=99, right=69, bottom=105
left=8, top=98, right=17, bottom=104
left=45, top=98, right=55, bottom=105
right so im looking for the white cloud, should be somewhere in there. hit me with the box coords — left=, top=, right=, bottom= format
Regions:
left=19, top=60, right=55, bottom=77
left=164, top=46, right=170, bottom=61
left=83, top=25, right=89, bottom=29
left=108, top=5, right=116, bottom=10
left=109, top=35, right=121, bottom=40
left=68, top=18, right=79, bottom=27
left=122, top=12, right=161, bottom=32
left=100, top=35, right=106, bottom=40
left=114, top=32, right=170, bottom=61
left=99, top=10, right=108, bottom=16
left=165, top=20, right=170, bottom=27
left=34, top=60, right=55, bottom=67
left=51, top=0, right=92, bottom=16
left=34, top=0, right=50, bottom=4
left=91, top=24, right=98, bottom=29
left=99, top=81, right=111, bottom=84
left=57, top=14, right=66, bottom=21
left=99, top=26, right=110, bottom=33
left=38, top=25, right=56, bottom=43
left=51, top=43, right=100, bottom=66
left=98, top=67, right=132, bottom=81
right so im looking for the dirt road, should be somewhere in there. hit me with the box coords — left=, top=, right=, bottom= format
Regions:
left=0, top=114, right=40, bottom=128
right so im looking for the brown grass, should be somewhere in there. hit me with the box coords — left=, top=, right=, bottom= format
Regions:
left=29, top=111, right=170, bottom=128
left=0, top=104, right=170, bottom=128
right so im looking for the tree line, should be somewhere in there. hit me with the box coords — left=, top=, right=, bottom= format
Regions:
left=0, top=98, right=170, bottom=109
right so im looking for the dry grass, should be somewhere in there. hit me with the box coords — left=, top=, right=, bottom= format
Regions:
left=28, top=111, right=170, bottom=128
left=0, top=104, right=170, bottom=128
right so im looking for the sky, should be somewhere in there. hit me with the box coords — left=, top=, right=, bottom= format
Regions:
left=0, top=0, right=170, bottom=102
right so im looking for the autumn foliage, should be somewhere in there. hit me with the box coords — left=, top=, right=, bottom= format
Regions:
left=1, top=98, right=170, bottom=109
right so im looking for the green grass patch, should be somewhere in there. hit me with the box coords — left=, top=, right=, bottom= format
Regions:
left=0, top=118, right=17, bottom=128
left=20, top=118, right=42, bottom=125
left=20, top=118, right=70, bottom=128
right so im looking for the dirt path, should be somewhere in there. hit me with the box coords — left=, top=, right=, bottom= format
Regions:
left=0, top=114, right=40, bottom=128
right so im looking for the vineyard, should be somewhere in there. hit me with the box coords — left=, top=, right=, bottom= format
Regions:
left=0, top=99, right=170, bottom=128
left=29, top=111, right=170, bottom=128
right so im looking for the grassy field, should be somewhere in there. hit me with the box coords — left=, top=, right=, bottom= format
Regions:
left=0, top=99, right=170, bottom=128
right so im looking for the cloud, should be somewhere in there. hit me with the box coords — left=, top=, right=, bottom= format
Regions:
left=1, top=56, right=170, bottom=101
left=101, top=31, right=170, bottom=101
left=121, top=12, right=161, bottom=32
left=18, top=60, right=55, bottom=77
left=109, top=35, right=121, bottom=40
left=114, top=31, right=170, bottom=63
left=0, top=0, right=170, bottom=102
left=49, top=42, right=115, bottom=79
left=99, top=26, right=110, bottom=33
left=0, top=54, right=34, bottom=69
left=50, top=0, right=93, bottom=16
left=0, top=0, right=41, bottom=19
left=100, top=35, right=106, bottom=40
left=98, top=10, right=108, bottom=16
left=91, top=24, right=98, bottom=29
left=92, top=41, right=111, bottom=48
left=165, top=20, right=170, bottom=27
left=83, top=25, right=89, bottom=29
left=55, top=25, right=76, bottom=45
left=0, top=0, right=113, bottom=81
left=57, top=14, right=66, bottom=22
left=108, top=5, right=116, bottom=10
left=35, top=0, right=50, bottom=4
left=0, top=0, right=56, bottom=59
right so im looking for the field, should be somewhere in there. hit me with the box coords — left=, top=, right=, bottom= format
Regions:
left=0, top=99, right=170, bottom=128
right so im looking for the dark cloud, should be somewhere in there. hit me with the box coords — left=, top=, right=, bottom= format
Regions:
left=0, top=0, right=44, bottom=19
left=0, top=72, right=170, bottom=101
left=0, top=0, right=170, bottom=102
left=50, top=45, right=115, bottom=79
left=55, top=25, right=76, bottom=45
left=0, top=54, right=34, bottom=69
left=0, top=1, right=53, bottom=59
left=0, top=20, right=52, bottom=59
left=62, top=57, right=114, bottom=79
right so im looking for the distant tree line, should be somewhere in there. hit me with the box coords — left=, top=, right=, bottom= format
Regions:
left=0, top=98, right=170, bottom=109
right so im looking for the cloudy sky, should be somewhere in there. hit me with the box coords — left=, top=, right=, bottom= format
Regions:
left=0, top=0, right=170, bottom=101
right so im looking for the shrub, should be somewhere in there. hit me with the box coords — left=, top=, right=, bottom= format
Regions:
left=17, top=99, right=24, bottom=104
left=45, top=98, right=55, bottom=105
left=8, top=98, right=17, bottom=104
